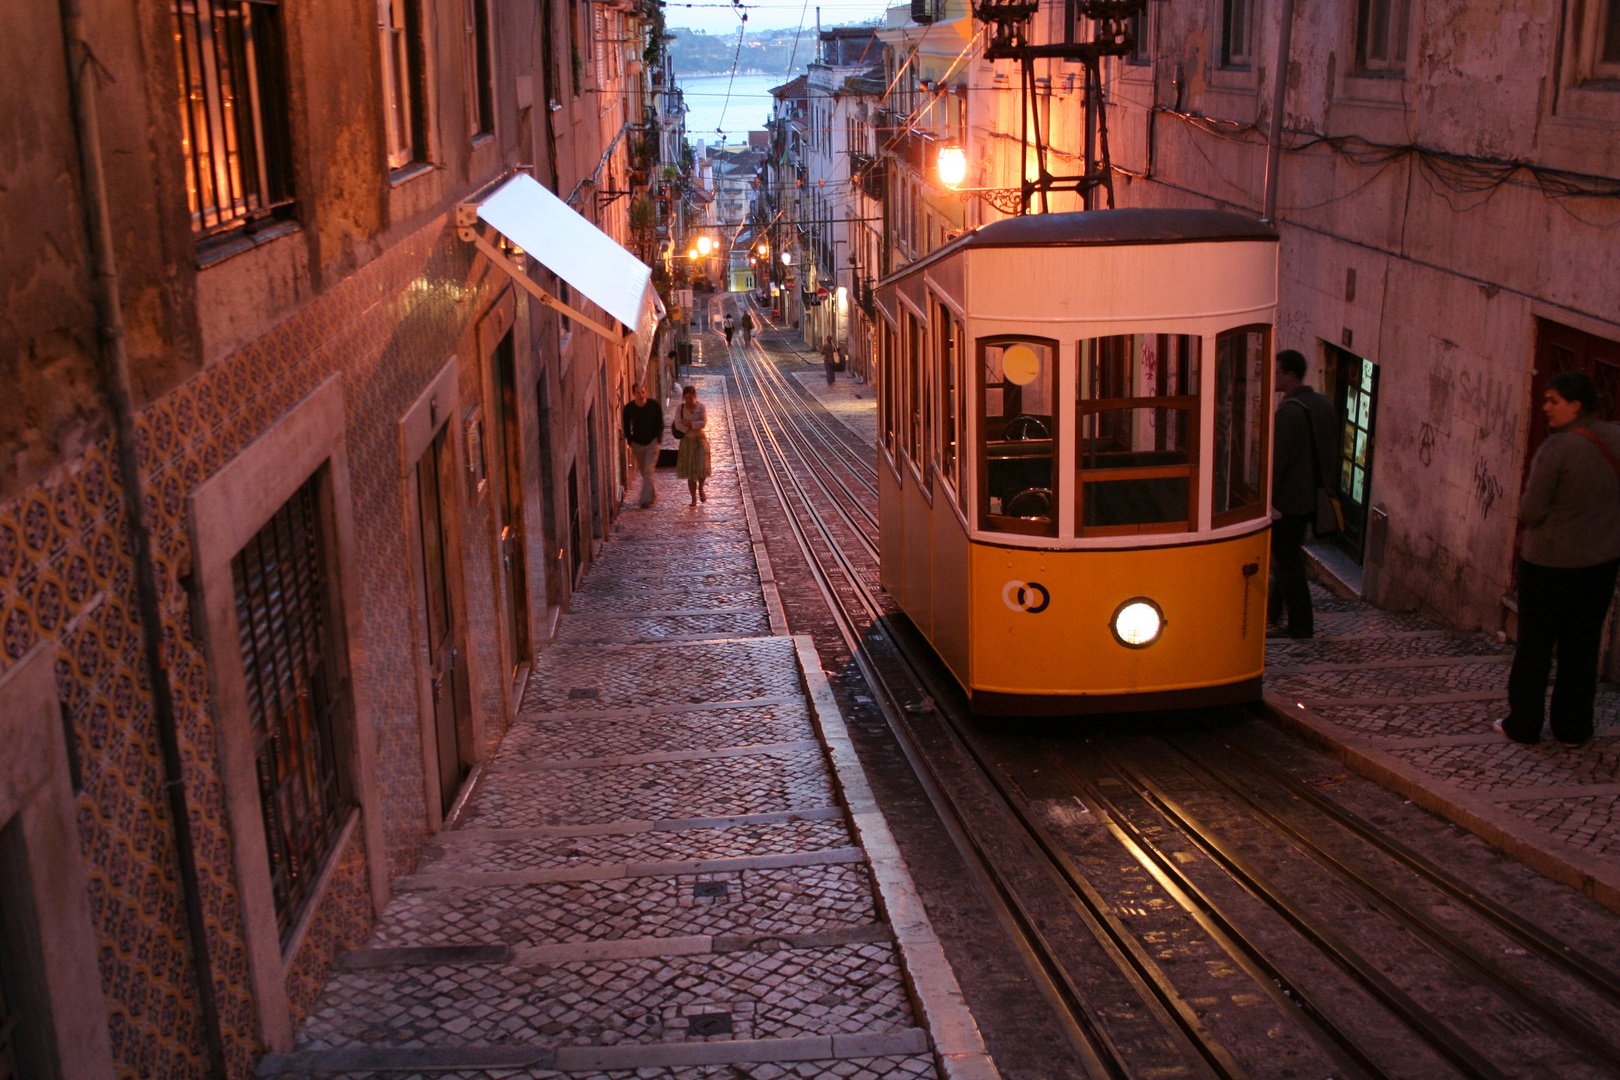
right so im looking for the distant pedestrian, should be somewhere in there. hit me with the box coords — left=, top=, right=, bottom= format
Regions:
left=722, top=313, right=735, bottom=349
left=673, top=384, right=711, bottom=505
left=621, top=381, right=663, bottom=508
left=740, top=310, right=755, bottom=346
left=1496, top=371, right=1620, bottom=748
left=822, top=338, right=837, bottom=386
left=1267, top=349, right=1338, bottom=639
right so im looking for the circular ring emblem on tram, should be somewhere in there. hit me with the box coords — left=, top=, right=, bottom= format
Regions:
left=1002, top=580, right=1051, bottom=614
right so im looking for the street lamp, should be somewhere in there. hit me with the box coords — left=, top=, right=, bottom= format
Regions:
left=757, top=242, right=769, bottom=256
left=696, top=235, right=713, bottom=256
left=687, top=247, right=699, bottom=259
left=781, top=251, right=793, bottom=266
left=937, top=143, right=968, bottom=188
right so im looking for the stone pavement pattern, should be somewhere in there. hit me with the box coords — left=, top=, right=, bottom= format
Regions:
left=262, top=376, right=941, bottom=1078
left=1266, top=582, right=1620, bottom=908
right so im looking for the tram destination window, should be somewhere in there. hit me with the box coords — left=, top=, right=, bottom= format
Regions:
left=1212, top=325, right=1271, bottom=526
left=979, top=338, right=1057, bottom=537
left=1077, top=334, right=1200, bottom=535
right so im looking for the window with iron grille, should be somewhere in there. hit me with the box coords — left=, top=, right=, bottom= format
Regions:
left=381, top=0, right=428, bottom=169
left=174, top=0, right=295, bottom=242
left=232, top=474, right=349, bottom=943
left=1356, top=0, right=1410, bottom=73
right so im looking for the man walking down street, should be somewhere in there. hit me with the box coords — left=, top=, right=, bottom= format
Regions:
left=823, top=337, right=837, bottom=386
left=622, top=382, right=663, bottom=508
left=1269, top=349, right=1339, bottom=639
left=740, top=310, right=754, bottom=347
left=1496, top=371, right=1620, bottom=748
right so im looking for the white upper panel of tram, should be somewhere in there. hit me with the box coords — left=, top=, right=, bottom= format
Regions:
left=874, top=209, right=1281, bottom=552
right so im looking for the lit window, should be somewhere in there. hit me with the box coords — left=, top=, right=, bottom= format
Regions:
left=1077, top=334, right=1200, bottom=535
left=980, top=338, right=1057, bottom=537
left=174, top=0, right=295, bottom=241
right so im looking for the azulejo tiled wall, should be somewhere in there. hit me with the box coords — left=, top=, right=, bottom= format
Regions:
left=0, top=214, right=518, bottom=1080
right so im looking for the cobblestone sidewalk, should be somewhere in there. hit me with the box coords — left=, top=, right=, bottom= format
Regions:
left=260, top=377, right=991, bottom=1079
left=1265, top=583, right=1620, bottom=911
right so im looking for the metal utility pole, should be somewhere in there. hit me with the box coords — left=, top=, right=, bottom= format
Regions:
left=971, top=0, right=1145, bottom=214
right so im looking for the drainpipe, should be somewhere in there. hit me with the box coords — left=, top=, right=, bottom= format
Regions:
left=57, top=3, right=228, bottom=1076
left=1260, top=0, right=1297, bottom=223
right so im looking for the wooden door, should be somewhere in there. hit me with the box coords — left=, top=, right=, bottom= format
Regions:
left=491, top=332, right=530, bottom=679
left=417, top=425, right=467, bottom=814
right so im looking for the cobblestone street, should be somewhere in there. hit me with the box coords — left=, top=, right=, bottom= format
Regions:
left=261, top=373, right=987, bottom=1079
left=1268, top=583, right=1620, bottom=907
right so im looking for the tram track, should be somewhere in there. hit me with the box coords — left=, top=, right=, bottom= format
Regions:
left=727, top=317, right=1620, bottom=1080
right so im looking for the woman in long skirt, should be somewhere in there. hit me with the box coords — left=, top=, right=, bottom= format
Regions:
left=673, top=385, right=711, bottom=505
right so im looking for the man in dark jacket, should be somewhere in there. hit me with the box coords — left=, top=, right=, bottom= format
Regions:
left=1269, top=349, right=1339, bottom=638
left=1496, top=370, right=1620, bottom=748
left=621, top=382, right=664, bottom=507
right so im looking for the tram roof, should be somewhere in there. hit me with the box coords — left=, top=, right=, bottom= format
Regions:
left=877, top=208, right=1277, bottom=288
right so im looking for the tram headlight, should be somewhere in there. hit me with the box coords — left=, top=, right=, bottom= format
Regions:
left=1110, top=597, right=1165, bottom=649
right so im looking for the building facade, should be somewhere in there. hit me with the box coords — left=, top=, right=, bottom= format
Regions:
left=1, top=0, right=664, bottom=1076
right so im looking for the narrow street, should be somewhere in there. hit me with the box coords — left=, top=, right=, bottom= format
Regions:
left=259, top=366, right=985, bottom=1078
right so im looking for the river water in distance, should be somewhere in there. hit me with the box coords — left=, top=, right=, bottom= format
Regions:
left=676, top=72, right=787, bottom=148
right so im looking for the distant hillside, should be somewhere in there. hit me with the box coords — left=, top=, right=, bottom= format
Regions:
left=667, top=26, right=813, bottom=76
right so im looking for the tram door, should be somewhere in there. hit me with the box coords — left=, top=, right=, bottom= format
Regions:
left=491, top=332, right=530, bottom=680
left=416, top=425, right=468, bottom=814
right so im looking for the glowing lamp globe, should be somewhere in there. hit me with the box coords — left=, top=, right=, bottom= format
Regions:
left=937, top=145, right=968, bottom=188
left=696, top=235, right=713, bottom=256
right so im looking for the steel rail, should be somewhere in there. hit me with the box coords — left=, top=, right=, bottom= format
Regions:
left=736, top=326, right=880, bottom=482
left=742, top=301, right=881, bottom=488
left=1198, top=728, right=1620, bottom=1005
left=1088, top=742, right=1512, bottom=1080
left=728, top=357, right=1244, bottom=1080
left=734, top=334, right=881, bottom=503
left=731, top=348, right=881, bottom=549
left=1151, top=736, right=1620, bottom=1067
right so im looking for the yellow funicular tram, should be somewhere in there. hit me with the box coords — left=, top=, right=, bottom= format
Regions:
left=875, top=209, right=1280, bottom=715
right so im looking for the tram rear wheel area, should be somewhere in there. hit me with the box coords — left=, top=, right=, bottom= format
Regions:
left=874, top=209, right=1280, bottom=714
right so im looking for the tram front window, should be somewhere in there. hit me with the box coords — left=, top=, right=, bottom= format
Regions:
left=981, top=339, right=1057, bottom=537
left=1077, top=334, right=1200, bottom=534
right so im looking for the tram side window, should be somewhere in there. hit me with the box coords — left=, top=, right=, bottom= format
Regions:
left=936, top=305, right=958, bottom=495
left=980, top=338, right=1057, bottom=537
left=1076, top=334, right=1200, bottom=534
left=1212, top=325, right=1271, bottom=526
left=906, top=312, right=923, bottom=465
left=881, top=320, right=898, bottom=459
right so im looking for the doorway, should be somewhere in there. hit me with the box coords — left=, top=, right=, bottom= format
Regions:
left=1530, top=319, right=1620, bottom=458
left=490, top=330, right=530, bottom=681
left=567, top=463, right=583, bottom=587
left=415, top=425, right=468, bottom=814
left=534, top=376, right=563, bottom=610
left=1321, top=343, right=1380, bottom=562
left=586, top=404, right=603, bottom=544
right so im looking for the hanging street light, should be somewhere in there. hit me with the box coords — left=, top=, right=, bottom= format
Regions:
left=937, top=143, right=968, bottom=188
left=780, top=251, right=792, bottom=266
left=696, top=235, right=714, bottom=256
